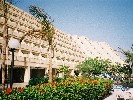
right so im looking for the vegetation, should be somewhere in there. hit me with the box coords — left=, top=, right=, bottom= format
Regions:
left=118, top=45, right=133, bottom=86
left=28, top=5, right=55, bottom=83
left=76, top=57, right=113, bottom=78
left=29, top=77, right=49, bottom=86
left=57, top=65, right=71, bottom=78
left=119, top=45, right=133, bottom=65
left=1, top=78, right=113, bottom=100
left=119, top=45, right=133, bottom=75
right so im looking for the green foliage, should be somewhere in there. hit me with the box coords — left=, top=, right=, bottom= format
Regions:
left=29, top=77, right=67, bottom=86
left=54, top=77, right=66, bottom=83
left=29, top=77, right=48, bottom=86
left=119, top=45, right=133, bottom=78
left=1, top=78, right=113, bottom=100
left=128, top=80, right=133, bottom=88
left=57, top=65, right=71, bottom=78
left=118, top=65, right=132, bottom=77
left=77, top=57, right=112, bottom=77
left=29, top=5, right=55, bottom=45
left=119, top=45, right=133, bottom=64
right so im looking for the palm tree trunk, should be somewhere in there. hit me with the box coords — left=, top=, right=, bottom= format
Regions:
left=2, top=33, right=8, bottom=90
left=1, top=0, right=8, bottom=90
left=1, top=37, right=7, bottom=90
left=2, top=26, right=8, bottom=90
left=131, top=63, right=133, bottom=77
left=48, top=46, right=53, bottom=83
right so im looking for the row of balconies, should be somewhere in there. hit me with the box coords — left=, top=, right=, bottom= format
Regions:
left=55, top=33, right=71, bottom=42
left=20, top=43, right=48, bottom=55
left=0, top=23, right=81, bottom=56
left=0, top=16, right=39, bottom=34
left=56, top=41, right=82, bottom=54
left=18, top=41, right=84, bottom=63
left=55, top=47, right=84, bottom=59
left=8, top=5, right=41, bottom=28
left=3, top=30, right=75, bottom=56
left=18, top=36, right=118, bottom=64
left=0, top=52, right=78, bottom=68
left=19, top=40, right=84, bottom=60
left=56, top=37, right=72, bottom=46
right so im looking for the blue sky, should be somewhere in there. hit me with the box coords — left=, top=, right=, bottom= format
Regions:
left=15, top=0, right=133, bottom=56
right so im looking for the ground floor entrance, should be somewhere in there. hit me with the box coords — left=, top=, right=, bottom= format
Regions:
left=12, top=68, right=25, bottom=83
left=0, top=67, right=64, bottom=85
left=30, top=68, right=45, bottom=78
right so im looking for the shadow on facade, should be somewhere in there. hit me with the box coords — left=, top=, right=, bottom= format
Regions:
left=0, top=67, right=57, bottom=84
left=30, top=68, right=45, bottom=78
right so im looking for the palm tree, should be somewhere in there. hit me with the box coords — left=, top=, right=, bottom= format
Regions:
left=1, top=0, right=12, bottom=90
left=119, top=45, right=133, bottom=75
left=20, top=5, right=55, bottom=83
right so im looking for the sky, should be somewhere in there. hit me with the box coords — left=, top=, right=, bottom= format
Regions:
left=14, top=0, right=133, bottom=58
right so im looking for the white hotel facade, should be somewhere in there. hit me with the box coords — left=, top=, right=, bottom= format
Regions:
left=0, top=3, right=124, bottom=84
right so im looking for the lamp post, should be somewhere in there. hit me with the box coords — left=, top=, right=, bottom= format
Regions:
left=8, top=38, right=20, bottom=88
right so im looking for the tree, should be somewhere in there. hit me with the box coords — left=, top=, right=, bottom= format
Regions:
left=118, top=64, right=132, bottom=78
left=119, top=46, right=133, bottom=64
left=0, top=0, right=14, bottom=90
left=57, top=65, right=70, bottom=78
left=22, top=5, right=55, bottom=83
left=119, top=45, right=133, bottom=76
left=76, top=57, right=112, bottom=78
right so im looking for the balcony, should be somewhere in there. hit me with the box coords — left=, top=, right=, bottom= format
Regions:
left=40, top=48, right=47, bottom=54
left=16, top=56, right=24, bottom=62
left=0, top=17, right=5, bottom=25
left=0, top=37, right=3, bottom=46
left=54, top=51, right=61, bottom=57
left=10, top=14, right=19, bottom=22
left=31, top=46, right=40, bottom=54
left=17, top=25, right=27, bottom=32
left=7, top=20, right=17, bottom=29
left=21, top=43, right=31, bottom=51
left=32, top=39, right=41, bottom=45
left=0, top=26, right=4, bottom=34
left=30, top=58, right=39, bottom=63
left=13, top=30, right=23, bottom=39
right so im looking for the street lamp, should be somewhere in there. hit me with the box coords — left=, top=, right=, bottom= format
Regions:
left=8, top=38, right=20, bottom=88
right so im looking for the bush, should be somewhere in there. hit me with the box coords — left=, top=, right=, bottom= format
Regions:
left=127, top=80, right=133, bottom=88
left=54, top=77, right=66, bottom=83
left=29, top=77, right=48, bottom=86
left=1, top=78, right=113, bottom=100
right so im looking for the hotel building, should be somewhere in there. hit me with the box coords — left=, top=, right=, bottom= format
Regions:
left=0, top=3, right=124, bottom=84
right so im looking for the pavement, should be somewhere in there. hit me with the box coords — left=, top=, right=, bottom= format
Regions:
left=104, top=88, right=133, bottom=100
left=0, top=82, right=28, bottom=91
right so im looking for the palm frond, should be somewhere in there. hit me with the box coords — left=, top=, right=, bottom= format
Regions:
left=119, top=45, right=133, bottom=63
left=28, top=5, right=55, bottom=44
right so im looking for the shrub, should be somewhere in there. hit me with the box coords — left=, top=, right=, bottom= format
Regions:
left=29, top=77, right=48, bottom=86
left=1, top=78, right=113, bottom=100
